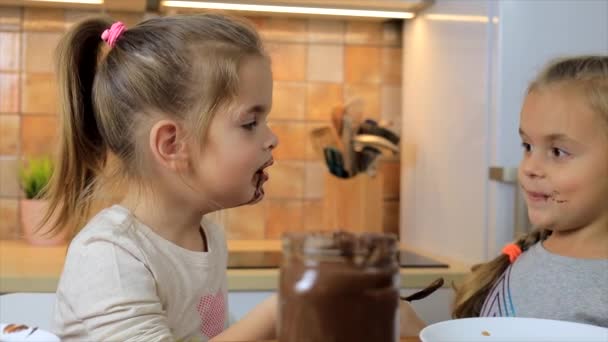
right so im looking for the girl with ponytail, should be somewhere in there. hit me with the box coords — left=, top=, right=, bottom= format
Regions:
left=48, top=14, right=281, bottom=341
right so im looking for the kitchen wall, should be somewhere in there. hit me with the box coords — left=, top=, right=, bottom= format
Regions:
left=0, top=6, right=403, bottom=240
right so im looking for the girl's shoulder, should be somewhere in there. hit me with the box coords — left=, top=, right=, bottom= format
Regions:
left=67, top=205, right=144, bottom=258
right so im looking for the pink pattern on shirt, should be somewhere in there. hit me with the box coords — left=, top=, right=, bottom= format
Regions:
left=197, top=290, right=226, bottom=337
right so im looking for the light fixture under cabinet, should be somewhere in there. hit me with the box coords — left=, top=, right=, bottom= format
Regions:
left=161, top=0, right=421, bottom=19
left=27, top=0, right=102, bottom=4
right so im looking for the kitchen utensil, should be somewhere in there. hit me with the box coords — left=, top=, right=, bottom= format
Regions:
left=341, top=114, right=355, bottom=176
left=355, top=147, right=381, bottom=176
left=400, top=277, right=444, bottom=302
left=323, top=147, right=349, bottom=178
left=353, top=134, right=399, bottom=155
left=323, top=172, right=384, bottom=232
left=331, top=105, right=344, bottom=136
left=357, top=121, right=400, bottom=145
left=310, top=126, right=343, bottom=158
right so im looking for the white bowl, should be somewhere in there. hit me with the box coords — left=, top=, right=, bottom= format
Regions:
left=1, top=323, right=59, bottom=342
left=420, top=317, right=608, bottom=342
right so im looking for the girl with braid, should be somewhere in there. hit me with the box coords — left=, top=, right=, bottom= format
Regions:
left=452, top=55, right=608, bottom=327
left=404, top=56, right=608, bottom=335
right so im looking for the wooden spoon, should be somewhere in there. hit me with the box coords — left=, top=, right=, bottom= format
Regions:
left=400, top=277, right=444, bottom=302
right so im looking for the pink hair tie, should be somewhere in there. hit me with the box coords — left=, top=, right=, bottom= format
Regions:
left=502, top=243, right=522, bottom=263
left=101, top=21, right=126, bottom=48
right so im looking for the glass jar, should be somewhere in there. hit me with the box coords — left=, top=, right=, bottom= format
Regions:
left=278, top=231, right=400, bottom=342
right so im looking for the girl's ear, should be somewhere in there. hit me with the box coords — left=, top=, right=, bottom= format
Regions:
left=149, top=119, right=190, bottom=172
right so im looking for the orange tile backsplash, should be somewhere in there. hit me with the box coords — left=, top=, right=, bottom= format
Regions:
left=381, top=85, right=402, bottom=129
left=0, top=158, right=21, bottom=198
left=265, top=200, right=304, bottom=239
left=345, top=21, right=384, bottom=45
left=302, top=199, right=324, bottom=232
left=344, top=84, right=381, bottom=120
left=0, top=115, right=20, bottom=155
left=259, top=17, right=308, bottom=43
left=0, top=7, right=22, bottom=31
left=270, top=122, right=309, bottom=161
left=0, top=8, right=403, bottom=239
left=308, top=19, right=344, bottom=44
left=0, top=73, right=20, bottom=113
left=265, top=161, right=305, bottom=199
left=383, top=200, right=400, bottom=236
left=307, top=44, right=344, bottom=83
left=270, top=82, right=306, bottom=120
left=345, top=46, right=381, bottom=84
left=23, top=32, right=63, bottom=72
left=382, top=47, right=403, bottom=85
left=306, top=82, right=343, bottom=121
left=0, top=32, right=20, bottom=72
left=0, top=198, right=19, bottom=240
left=23, top=8, right=65, bottom=32
left=21, top=115, right=58, bottom=157
left=267, top=42, right=308, bottom=81
left=21, top=73, right=58, bottom=114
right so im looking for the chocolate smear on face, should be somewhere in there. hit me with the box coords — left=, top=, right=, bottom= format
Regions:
left=550, top=190, right=568, bottom=204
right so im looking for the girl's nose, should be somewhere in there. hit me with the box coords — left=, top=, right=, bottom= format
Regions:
left=521, top=153, right=545, bottom=179
left=265, top=128, right=279, bottom=151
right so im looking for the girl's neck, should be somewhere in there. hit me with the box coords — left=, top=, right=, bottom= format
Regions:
left=120, top=186, right=209, bottom=252
left=543, top=215, right=608, bottom=259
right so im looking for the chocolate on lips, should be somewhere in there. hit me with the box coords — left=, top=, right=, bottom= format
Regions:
left=278, top=231, right=400, bottom=342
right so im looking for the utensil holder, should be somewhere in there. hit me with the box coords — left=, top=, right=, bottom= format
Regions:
left=322, top=172, right=384, bottom=232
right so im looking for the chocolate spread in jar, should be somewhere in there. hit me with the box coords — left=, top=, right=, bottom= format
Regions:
left=278, top=231, right=400, bottom=342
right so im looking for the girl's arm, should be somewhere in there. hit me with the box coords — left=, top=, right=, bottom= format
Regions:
left=211, top=295, right=426, bottom=340
left=210, top=294, right=277, bottom=341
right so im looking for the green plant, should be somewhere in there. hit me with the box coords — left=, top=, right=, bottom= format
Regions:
left=19, top=157, right=53, bottom=200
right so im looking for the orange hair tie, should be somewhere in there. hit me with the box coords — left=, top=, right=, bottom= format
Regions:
left=502, top=243, right=522, bottom=263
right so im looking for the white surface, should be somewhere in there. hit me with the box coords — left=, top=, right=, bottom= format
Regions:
left=0, top=294, right=55, bottom=331
left=400, top=0, right=608, bottom=264
left=420, top=317, right=608, bottom=342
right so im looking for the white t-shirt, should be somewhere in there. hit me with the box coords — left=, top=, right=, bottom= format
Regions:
left=52, top=205, right=229, bottom=342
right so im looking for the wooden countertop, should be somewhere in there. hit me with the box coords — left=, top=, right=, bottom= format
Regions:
left=0, top=240, right=469, bottom=293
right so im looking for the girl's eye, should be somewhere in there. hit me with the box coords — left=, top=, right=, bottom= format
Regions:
left=551, top=147, right=570, bottom=159
left=242, top=121, right=258, bottom=130
left=521, top=142, right=532, bottom=152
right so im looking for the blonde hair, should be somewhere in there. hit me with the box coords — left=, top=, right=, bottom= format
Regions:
left=529, top=55, right=608, bottom=126
left=452, top=55, right=608, bottom=318
left=41, top=14, right=266, bottom=238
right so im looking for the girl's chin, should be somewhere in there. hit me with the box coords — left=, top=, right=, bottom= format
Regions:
left=239, top=185, right=265, bottom=206
left=248, top=187, right=265, bottom=205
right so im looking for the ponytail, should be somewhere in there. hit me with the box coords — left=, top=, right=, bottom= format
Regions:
left=41, top=17, right=113, bottom=238
left=452, top=229, right=550, bottom=318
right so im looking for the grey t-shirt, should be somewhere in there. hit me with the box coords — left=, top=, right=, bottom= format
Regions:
left=480, top=242, right=608, bottom=327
